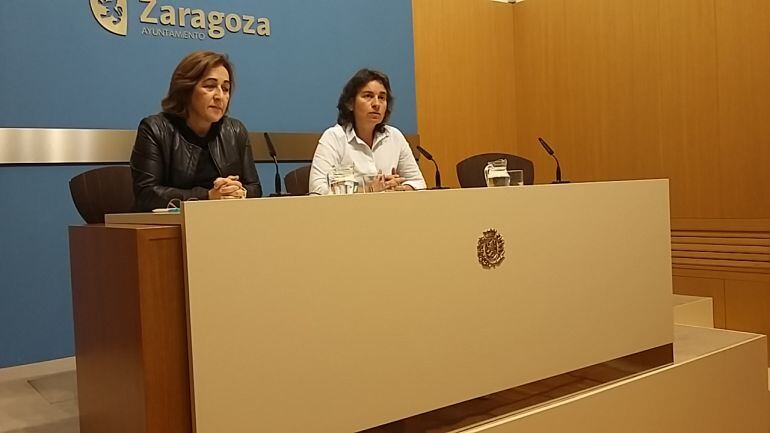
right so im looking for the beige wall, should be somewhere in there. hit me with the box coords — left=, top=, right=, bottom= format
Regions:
left=412, top=0, right=770, bottom=361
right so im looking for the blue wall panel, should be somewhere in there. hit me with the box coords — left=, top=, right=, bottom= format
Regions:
left=0, top=166, right=83, bottom=367
left=0, top=0, right=416, bottom=133
left=0, top=0, right=417, bottom=133
left=0, top=0, right=415, bottom=367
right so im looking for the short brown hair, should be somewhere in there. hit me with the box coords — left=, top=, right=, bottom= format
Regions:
left=161, top=51, right=235, bottom=117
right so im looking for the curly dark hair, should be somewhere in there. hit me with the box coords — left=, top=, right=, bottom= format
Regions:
left=336, top=69, right=394, bottom=134
left=161, top=51, right=235, bottom=117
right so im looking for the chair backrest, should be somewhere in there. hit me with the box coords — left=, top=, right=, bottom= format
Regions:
left=456, top=153, right=535, bottom=188
left=283, top=165, right=312, bottom=195
left=69, top=166, right=135, bottom=224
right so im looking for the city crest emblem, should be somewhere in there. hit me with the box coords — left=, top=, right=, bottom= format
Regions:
left=90, top=0, right=128, bottom=36
left=477, top=229, right=505, bottom=269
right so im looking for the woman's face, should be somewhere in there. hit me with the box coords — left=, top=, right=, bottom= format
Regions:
left=351, top=80, right=387, bottom=130
left=187, top=64, right=231, bottom=126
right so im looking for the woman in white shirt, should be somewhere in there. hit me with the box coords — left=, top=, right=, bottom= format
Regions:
left=309, top=69, right=426, bottom=194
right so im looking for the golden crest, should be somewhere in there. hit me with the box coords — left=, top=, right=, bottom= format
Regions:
left=90, top=0, right=128, bottom=36
left=477, top=229, right=505, bottom=269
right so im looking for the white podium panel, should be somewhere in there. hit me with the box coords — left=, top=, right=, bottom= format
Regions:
left=181, top=180, right=674, bottom=432
left=471, top=326, right=768, bottom=433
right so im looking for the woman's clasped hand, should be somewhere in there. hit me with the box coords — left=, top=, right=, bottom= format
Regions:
left=209, top=176, right=246, bottom=200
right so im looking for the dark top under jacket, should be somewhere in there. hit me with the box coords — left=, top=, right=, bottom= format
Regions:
left=130, top=113, right=262, bottom=211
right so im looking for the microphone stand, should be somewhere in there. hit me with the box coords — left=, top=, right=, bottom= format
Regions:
left=430, top=159, right=445, bottom=189
left=551, top=154, right=567, bottom=184
left=271, top=155, right=282, bottom=194
left=264, top=132, right=289, bottom=196
left=416, top=145, right=448, bottom=190
left=538, top=137, right=570, bottom=184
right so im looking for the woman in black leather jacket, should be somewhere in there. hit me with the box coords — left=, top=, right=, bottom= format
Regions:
left=130, top=51, right=262, bottom=211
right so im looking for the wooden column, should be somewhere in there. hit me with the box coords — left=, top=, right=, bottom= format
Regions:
left=69, top=224, right=191, bottom=433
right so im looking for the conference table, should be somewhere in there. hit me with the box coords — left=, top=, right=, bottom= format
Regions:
left=69, top=180, right=673, bottom=433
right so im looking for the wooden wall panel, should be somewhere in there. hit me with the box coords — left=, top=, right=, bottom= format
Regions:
left=414, top=0, right=769, bottom=213
left=507, top=0, right=769, bottom=220
left=412, top=0, right=517, bottom=187
left=672, top=224, right=770, bottom=274
left=724, top=280, right=770, bottom=362
left=514, top=0, right=668, bottom=186
left=657, top=0, right=721, bottom=218
left=512, top=0, right=572, bottom=182
left=714, top=0, right=770, bottom=219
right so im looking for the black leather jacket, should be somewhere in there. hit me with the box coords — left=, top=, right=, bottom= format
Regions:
left=130, top=113, right=262, bottom=211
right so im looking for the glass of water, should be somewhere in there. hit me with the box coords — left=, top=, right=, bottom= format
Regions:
left=508, top=170, right=524, bottom=186
left=361, top=172, right=385, bottom=193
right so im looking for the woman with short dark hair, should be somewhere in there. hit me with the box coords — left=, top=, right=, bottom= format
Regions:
left=309, top=69, right=426, bottom=194
left=130, top=50, right=261, bottom=211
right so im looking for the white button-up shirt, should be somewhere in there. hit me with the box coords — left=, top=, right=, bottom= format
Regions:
left=309, top=124, right=427, bottom=195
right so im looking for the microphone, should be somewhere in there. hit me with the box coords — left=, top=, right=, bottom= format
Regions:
left=263, top=132, right=283, bottom=196
left=416, top=145, right=447, bottom=189
left=538, top=137, right=570, bottom=184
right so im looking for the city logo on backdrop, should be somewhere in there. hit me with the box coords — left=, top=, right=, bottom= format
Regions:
left=90, top=0, right=271, bottom=40
left=90, top=0, right=127, bottom=35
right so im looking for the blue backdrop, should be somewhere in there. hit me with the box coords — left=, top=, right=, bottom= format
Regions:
left=0, top=0, right=416, bottom=132
left=0, top=0, right=416, bottom=367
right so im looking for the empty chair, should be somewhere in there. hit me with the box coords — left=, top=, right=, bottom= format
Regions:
left=69, top=166, right=135, bottom=223
left=283, top=165, right=312, bottom=195
left=456, top=153, right=535, bottom=188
